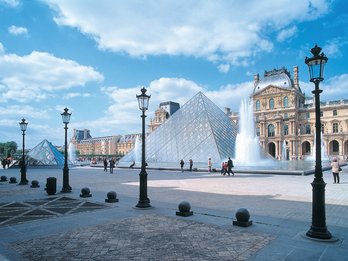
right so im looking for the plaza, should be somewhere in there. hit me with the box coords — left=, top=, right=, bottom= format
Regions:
left=1, top=165, right=348, bottom=260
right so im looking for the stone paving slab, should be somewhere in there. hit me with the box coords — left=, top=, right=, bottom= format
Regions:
left=0, top=196, right=111, bottom=227
left=11, top=214, right=274, bottom=261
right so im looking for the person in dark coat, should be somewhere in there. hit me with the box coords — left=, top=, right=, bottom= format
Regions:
left=227, top=157, right=234, bottom=176
left=180, top=159, right=185, bottom=172
left=103, top=158, right=108, bottom=172
left=109, top=158, right=115, bottom=174
left=189, top=159, right=193, bottom=171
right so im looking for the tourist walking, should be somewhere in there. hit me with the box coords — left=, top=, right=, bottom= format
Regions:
left=180, top=159, right=185, bottom=172
left=208, top=158, right=212, bottom=173
left=331, top=157, right=341, bottom=184
left=103, top=158, right=108, bottom=172
left=189, top=159, right=193, bottom=171
left=221, top=162, right=228, bottom=175
left=227, top=157, right=234, bottom=176
left=109, top=158, right=115, bottom=174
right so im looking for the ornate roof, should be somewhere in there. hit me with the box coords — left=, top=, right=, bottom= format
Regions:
left=253, top=68, right=294, bottom=94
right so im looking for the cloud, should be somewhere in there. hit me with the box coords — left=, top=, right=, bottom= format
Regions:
left=0, top=48, right=104, bottom=102
left=72, top=77, right=253, bottom=136
left=63, top=92, right=91, bottom=100
left=0, top=105, right=50, bottom=119
left=0, top=0, right=19, bottom=7
left=8, top=25, right=29, bottom=36
left=45, top=1, right=329, bottom=69
left=276, top=26, right=298, bottom=42
left=0, top=42, right=4, bottom=54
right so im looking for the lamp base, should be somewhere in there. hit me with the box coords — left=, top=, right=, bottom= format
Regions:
left=306, top=226, right=332, bottom=240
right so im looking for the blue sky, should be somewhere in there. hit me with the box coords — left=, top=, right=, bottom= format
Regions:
left=0, top=0, right=348, bottom=149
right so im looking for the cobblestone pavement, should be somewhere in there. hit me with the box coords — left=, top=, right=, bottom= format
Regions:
left=0, top=196, right=110, bottom=226
left=11, top=215, right=273, bottom=261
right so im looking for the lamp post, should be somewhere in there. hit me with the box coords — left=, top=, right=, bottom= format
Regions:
left=136, top=87, right=151, bottom=208
left=61, top=107, right=72, bottom=193
left=305, top=44, right=331, bottom=239
left=19, top=118, right=28, bottom=185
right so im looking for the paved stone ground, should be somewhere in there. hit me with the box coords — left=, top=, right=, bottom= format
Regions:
left=0, top=196, right=110, bottom=226
left=1, top=166, right=348, bottom=260
left=11, top=214, right=273, bottom=261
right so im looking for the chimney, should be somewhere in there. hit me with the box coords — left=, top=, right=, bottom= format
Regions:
left=254, top=73, right=259, bottom=87
left=293, top=66, right=299, bottom=89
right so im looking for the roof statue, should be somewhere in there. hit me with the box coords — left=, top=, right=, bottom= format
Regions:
left=26, top=139, right=69, bottom=168
left=118, top=92, right=238, bottom=168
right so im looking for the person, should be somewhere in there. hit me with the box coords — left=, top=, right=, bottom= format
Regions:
left=109, top=158, right=115, bottom=174
left=130, top=161, right=135, bottom=168
left=331, top=157, right=340, bottom=184
left=180, top=159, right=185, bottom=172
left=103, top=158, right=108, bottom=172
left=221, top=162, right=228, bottom=175
left=227, top=157, right=234, bottom=176
left=189, top=159, right=193, bottom=171
left=1, top=158, right=7, bottom=169
left=208, top=158, right=212, bottom=173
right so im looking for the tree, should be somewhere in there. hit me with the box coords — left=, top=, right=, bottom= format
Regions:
left=0, top=141, right=18, bottom=157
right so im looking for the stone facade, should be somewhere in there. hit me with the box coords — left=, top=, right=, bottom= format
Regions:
left=231, top=66, right=348, bottom=160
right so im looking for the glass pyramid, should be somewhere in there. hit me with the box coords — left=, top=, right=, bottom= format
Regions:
left=26, top=139, right=68, bottom=168
left=119, top=92, right=238, bottom=169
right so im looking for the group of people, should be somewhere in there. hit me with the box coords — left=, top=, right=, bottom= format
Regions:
left=103, top=158, right=116, bottom=174
left=179, top=157, right=235, bottom=175
left=1, top=158, right=11, bottom=169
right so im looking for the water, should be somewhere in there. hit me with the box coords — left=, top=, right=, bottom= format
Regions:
left=282, top=140, right=287, bottom=160
left=68, top=142, right=77, bottom=163
left=235, top=99, right=265, bottom=166
left=134, top=135, right=141, bottom=163
left=307, top=132, right=329, bottom=162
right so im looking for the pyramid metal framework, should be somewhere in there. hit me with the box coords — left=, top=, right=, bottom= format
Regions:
left=119, top=92, right=237, bottom=167
left=26, top=139, right=67, bottom=168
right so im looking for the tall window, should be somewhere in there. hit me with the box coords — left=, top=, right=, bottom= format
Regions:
left=268, top=124, right=275, bottom=137
left=283, top=96, right=289, bottom=108
left=284, top=124, right=289, bottom=135
left=305, top=124, right=311, bottom=134
left=256, top=127, right=260, bottom=136
left=306, top=112, right=310, bottom=119
left=269, top=98, right=274, bottom=109
left=333, top=123, right=338, bottom=133
left=256, top=100, right=260, bottom=111
left=333, top=110, right=337, bottom=116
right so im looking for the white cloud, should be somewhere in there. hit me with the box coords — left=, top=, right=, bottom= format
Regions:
left=73, top=77, right=252, bottom=136
left=276, top=26, right=298, bottom=42
left=45, top=0, right=329, bottom=69
left=0, top=42, right=4, bottom=54
left=218, top=64, right=230, bottom=73
left=0, top=49, right=104, bottom=102
left=63, top=92, right=91, bottom=99
left=0, top=105, right=50, bottom=119
left=8, top=25, right=28, bottom=36
left=0, top=0, right=19, bottom=7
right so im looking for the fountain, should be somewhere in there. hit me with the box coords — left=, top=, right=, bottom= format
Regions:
left=307, top=132, right=329, bottom=162
left=235, top=99, right=265, bottom=165
left=68, top=142, right=77, bottom=164
left=282, top=140, right=287, bottom=160
left=133, top=135, right=141, bottom=164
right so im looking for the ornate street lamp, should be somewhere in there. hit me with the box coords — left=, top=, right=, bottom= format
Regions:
left=19, top=118, right=28, bottom=185
left=61, top=107, right=72, bottom=193
left=136, top=87, right=151, bottom=208
left=305, top=45, right=331, bottom=239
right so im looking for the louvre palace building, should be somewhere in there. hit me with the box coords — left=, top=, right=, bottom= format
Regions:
left=71, top=66, right=348, bottom=161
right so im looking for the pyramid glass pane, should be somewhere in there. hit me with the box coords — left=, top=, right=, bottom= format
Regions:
left=118, top=92, right=237, bottom=169
left=26, top=139, right=67, bottom=168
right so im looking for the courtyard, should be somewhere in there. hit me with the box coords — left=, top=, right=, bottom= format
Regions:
left=0, top=166, right=348, bottom=260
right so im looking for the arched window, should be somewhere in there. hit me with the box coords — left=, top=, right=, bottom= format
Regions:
left=256, top=100, right=260, bottom=111
left=283, top=96, right=289, bottom=108
left=268, top=124, right=275, bottom=137
left=269, top=98, right=274, bottom=109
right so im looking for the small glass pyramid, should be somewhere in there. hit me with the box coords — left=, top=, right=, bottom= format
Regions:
left=26, top=139, right=67, bottom=168
left=119, top=92, right=237, bottom=168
